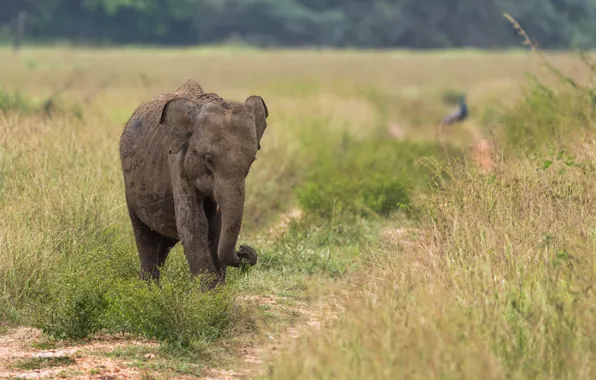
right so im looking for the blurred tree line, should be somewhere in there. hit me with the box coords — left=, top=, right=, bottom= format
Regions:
left=2, top=0, right=596, bottom=49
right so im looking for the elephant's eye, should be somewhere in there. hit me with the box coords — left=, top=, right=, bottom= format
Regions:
left=204, top=153, right=215, bottom=168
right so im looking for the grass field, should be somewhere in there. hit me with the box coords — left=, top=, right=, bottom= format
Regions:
left=0, top=45, right=595, bottom=379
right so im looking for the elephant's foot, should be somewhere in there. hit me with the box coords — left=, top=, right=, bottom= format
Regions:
left=238, top=244, right=258, bottom=266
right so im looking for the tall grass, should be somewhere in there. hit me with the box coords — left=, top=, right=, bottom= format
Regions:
left=268, top=155, right=596, bottom=378
left=1, top=46, right=595, bottom=373
left=265, top=51, right=596, bottom=379
left=0, top=47, right=461, bottom=352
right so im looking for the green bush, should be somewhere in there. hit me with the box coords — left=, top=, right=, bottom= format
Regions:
left=104, top=276, right=236, bottom=348
left=296, top=138, right=454, bottom=219
left=35, top=235, right=239, bottom=349
left=0, top=88, right=38, bottom=114
left=0, top=88, right=83, bottom=118
left=38, top=269, right=238, bottom=347
left=39, top=272, right=110, bottom=340
left=297, top=174, right=409, bottom=219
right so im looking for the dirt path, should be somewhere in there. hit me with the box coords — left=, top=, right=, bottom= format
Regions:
left=0, top=327, right=163, bottom=379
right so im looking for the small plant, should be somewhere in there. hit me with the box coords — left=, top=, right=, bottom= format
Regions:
left=104, top=276, right=237, bottom=348
left=30, top=339, right=58, bottom=350
left=37, top=271, right=239, bottom=350
left=12, top=356, right=75, bottom=370
left=38, top=272, right=110, bottom=340
left=0, top=88, right=38, bottom=114
left=35, top=239, right=240, bottom=351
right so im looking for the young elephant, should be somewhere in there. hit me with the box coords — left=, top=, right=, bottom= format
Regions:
left=119, top=79, right=268, bottom=286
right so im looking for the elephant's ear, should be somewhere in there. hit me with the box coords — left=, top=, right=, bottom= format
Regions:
left=159, top=97, right=202, bottom=154
left=245, top=95, right=269, bottom=150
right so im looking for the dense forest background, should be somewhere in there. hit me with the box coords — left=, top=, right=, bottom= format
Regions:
left=2, top=0, right=596, bottom=49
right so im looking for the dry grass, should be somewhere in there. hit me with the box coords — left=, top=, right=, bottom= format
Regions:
left=267, top=153, right=596, bottom=378
left=264, top=69, right=596, bottom=379
left=1, top=46, right=596, bottom=378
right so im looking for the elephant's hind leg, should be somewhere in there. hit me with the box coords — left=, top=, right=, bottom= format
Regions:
left=127, top=206, right=177, bottom=281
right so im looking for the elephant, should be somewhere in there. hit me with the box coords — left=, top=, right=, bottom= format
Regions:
left=118, top=79, right=268, bottom=287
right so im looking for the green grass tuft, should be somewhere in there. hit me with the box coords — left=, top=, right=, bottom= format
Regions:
left=296, top=138, right=457, bottom=219
left=12, top=356, right=75, bottom=370
left=0, top=88, right=38, bottom=114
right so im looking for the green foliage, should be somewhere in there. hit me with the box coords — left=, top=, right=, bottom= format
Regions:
left=104, top=277, right=236, bottom=348
left=12, top=356, right=75, bottom=370
left=499, top=57, right=596, bottom=153
left=296, top=138, right=454, bottom=220
left=297, top=173, right=409, bottom=219
left=0, top=88, right=38, bottom=114
left=39, top=272, right=110, bottom=340
left=0, top=88, right=83, bottom=119
left=34, top=233, right=239, bottom=349
left=38, top=270, right=238, bottom=348
left=257, top=216, right=378, bottom=277
left=3, top=0, right=596, bottom=48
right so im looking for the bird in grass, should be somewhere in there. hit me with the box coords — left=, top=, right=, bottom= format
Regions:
left=441, top=94, right=468, bottom=125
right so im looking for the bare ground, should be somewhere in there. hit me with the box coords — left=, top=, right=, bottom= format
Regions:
left=0, top=328, right=162, bottom=379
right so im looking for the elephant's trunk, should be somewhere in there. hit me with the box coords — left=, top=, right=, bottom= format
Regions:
left=215, top=181, right=245, bottom=267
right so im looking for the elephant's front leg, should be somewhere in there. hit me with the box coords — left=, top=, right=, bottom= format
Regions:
left=204, top=197, right=226, bottom=282
left=205, top=199, right=258, bottom=284
left=172, top=177, right=219, bottom=288
left=178, top=199, right=217, bottom=274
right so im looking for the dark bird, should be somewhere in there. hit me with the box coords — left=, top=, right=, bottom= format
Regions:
left=441, top=95, right=468, bottom=125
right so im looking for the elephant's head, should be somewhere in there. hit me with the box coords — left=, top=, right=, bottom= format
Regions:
left=158, top=95, right=269, bottom=268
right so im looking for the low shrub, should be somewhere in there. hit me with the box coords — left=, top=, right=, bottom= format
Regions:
left=39, top=272, right=110, bottom=340
left=0, top=88, right=38, bottom=114
left=0, top=87, right=83, bottom=119
left=36, top=236, right=240, bottom=349
left=104, top=276, right=236, bottom=348
left=296, top=138, right=455, bottom=220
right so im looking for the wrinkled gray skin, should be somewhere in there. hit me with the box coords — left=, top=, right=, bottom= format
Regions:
left=119, top=79, right=268, bottom=286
